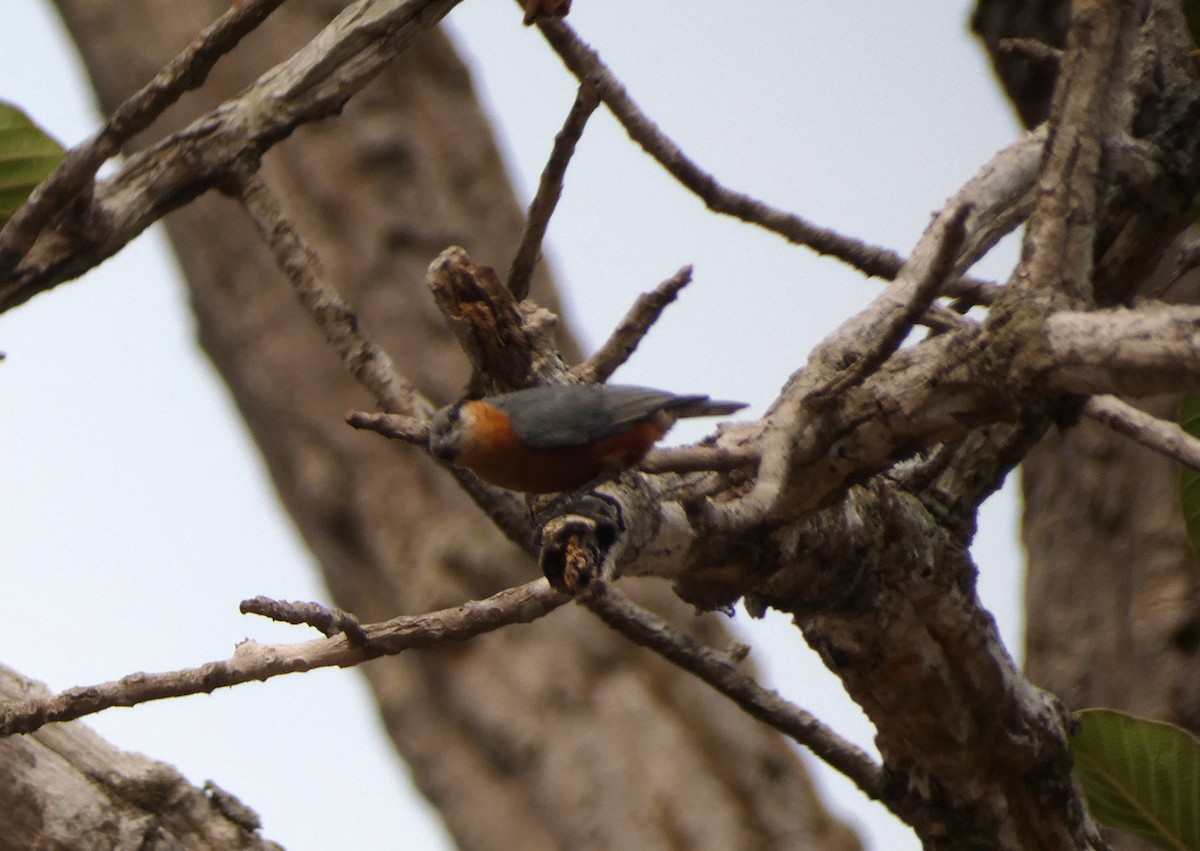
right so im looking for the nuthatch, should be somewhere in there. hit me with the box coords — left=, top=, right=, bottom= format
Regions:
left=428, top=384, right=746, bottom=494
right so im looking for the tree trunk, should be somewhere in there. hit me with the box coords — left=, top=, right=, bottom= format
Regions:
left=974, top=1, right=1200, bottom=847
left=973, top=0, right=1200, bottom=736
left=1022, top=397, right=1200, bottom=727
left=36, top=2, right=857, bottom=849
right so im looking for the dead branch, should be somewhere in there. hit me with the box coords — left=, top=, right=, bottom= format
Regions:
left=536, top=22, right=910, bottom=281
left=1004, top=0, right=1136, bottom=307
left=507, top=84, right=599, bottom=299
left=1047, top=305, right=1200, bottom=395
left=572, top=265, right=693, bottom=383
left=0, top=0, right=290, bottom=273
left=0, top=580, right=565, bottom=736
left=427, top=245, right=568, bottom=391
left=584, top=585, right=887, bottom=805
left=241, top=596, right=369, bottom=644
left=639, top=444, right=760, bottom=475
left=1083, top=394, right=1200, bottom=471
left=233, top=172, right=431, bottom=417
left=0, top=0, right=466, bottom=313
left=996, top=37, right=1063, bottom=66
left=535, top=18, right=1008, bottom=308
left=805, top=203, right=972, bottom=406
left=346, top=410, right=429, bottom=444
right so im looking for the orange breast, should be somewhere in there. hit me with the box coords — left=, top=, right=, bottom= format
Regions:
left=455, top=403, right=670, bottom=493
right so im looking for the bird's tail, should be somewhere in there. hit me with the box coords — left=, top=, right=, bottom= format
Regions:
left=666, top=396, right=748, bottom=419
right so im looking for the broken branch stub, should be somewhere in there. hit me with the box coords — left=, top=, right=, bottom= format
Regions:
left=426, top=246, right=568, bottom=394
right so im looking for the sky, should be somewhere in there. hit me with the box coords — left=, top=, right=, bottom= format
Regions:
left=0, top=2, right=1025, bottom=849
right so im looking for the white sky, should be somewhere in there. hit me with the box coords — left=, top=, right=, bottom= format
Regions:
left=0, top=3, right=1025, bottom=849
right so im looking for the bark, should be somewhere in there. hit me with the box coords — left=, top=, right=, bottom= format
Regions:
left=23, top=2, right=856, bottom=850
left=0, top=665, right=282, bottom=851
left=974, top=1, right=1200, bottom=848
left=8, top=1, right=1199, bottom=848
left=973, top=0, right=1200, bottom=736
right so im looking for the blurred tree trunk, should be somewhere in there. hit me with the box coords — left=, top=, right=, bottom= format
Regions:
left=974, top=1, right=1200, bottom=846
left=42, top=2, right=858, bottom=849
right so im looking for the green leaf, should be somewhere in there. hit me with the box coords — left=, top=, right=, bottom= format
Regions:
left=1179, top=395, right=1200, bottom=567
left=0, top=100, right=65, bottom=226
left=1071, top=708, right=1200, bottom=851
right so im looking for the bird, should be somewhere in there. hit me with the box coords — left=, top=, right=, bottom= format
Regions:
left=428, top=383, right=746, bottom=494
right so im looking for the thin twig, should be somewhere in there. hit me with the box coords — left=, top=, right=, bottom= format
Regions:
left=807, top=203, right=972, bottom=405
left=1083, top=395, right=1200, bottom=471
left=0, top=0, right=289, bottom=272
left=232, top=173, right=431, bottom=418
left=508, top=84, right=600, bottom=299
left=1, top=0, right=465, bottom=313
left=239, top=185, right=534, bottom=549
left=572, top=265, right=693, bottom=383
left=241, top=596, right=369, bottom=644
left=0, top=580, right=566, bottom=736
left=536, top=19, right=997, bottom=302
left=346, top=410, right=429, bottom=444
left=583, top=586, right=887, bottom=805
left=996, top=37, right=1063, bottom=66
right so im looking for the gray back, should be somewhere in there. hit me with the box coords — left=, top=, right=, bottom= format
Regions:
left=490, top=385, right=704, bottom=449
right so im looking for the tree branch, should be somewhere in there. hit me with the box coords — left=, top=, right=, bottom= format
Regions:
left=1083, top=394, right=1200, bottom=471
left=701, top=199, right=994, bottom=533
left=507, top=84, right=599, bottom=300
left=806, top=203, right=972, bottom=406
left=584, top=585, right=888, bottom=806
left=0, top=580, right=565, bottom=736
left=535, top=18, right=1000, bottom=299
left=996, top=37, right=1063, bottom=66
left=1047, top=304, right=1200, bottom=396
left=1006, top=0, right=1138, bottom=306
left=0, top=0, right=465, bottom=313
left=571, top=264, right=692, bottom=384
left=639, top=444, right=760, bottom=475
left=240, top=596, right=369, bottom=644
left=346, top=409, right=429, bottom=444
left=233, top=172, right=431, bottom=417
left=0, top=0, right=290, bottom=273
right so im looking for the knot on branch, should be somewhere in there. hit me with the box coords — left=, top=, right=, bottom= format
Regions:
left=538, top=493, right=622, bottom=593
left=522, top=0, right=572, bottom=26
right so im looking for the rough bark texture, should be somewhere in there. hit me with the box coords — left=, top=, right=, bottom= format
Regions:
left=0, top=665, right=283, bottom=851
left=32, top=2, right=856, bottom=850
left=974, top=1, right=1200, bottom=847
left=11, top=0, right=1197, bottom=848
left=974, top=0, right=1200, bottom=733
